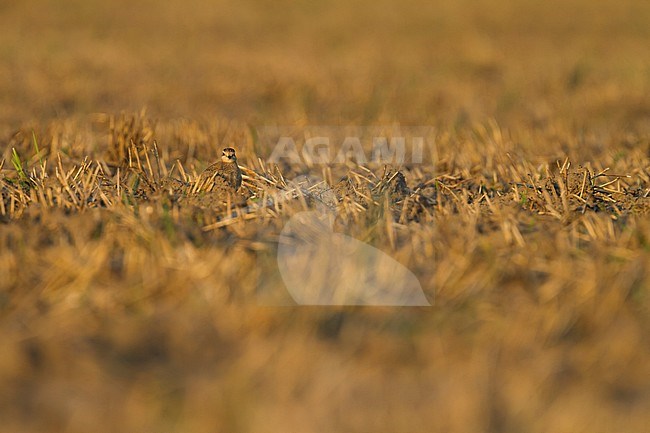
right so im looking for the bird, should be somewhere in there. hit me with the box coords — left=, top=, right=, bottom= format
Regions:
left=194, top=147, right=243, bottom=193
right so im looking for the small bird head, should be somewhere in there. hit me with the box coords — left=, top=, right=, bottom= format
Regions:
left=221, top=147, right=237, bottom=163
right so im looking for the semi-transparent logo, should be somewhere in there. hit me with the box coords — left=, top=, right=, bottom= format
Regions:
left=253, top=126, right=435, bottom=306
left=260, top=125, right=433, bottom=166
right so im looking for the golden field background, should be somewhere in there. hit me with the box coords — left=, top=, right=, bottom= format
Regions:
left=1, top=0, right=650, bottom=432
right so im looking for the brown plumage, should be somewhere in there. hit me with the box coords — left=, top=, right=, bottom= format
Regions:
left=194, top=147, right=242, bottom=193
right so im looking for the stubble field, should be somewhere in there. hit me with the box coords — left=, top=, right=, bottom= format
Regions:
left=1, top=1, right=650, bottom=432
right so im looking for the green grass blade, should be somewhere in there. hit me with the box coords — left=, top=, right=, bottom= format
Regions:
left=32, top=130, right=45, bottom=167
left=11, top=148, right=28, bottom=181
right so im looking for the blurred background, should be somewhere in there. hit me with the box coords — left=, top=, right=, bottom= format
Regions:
left=0, top=0, right=648, bottom=131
